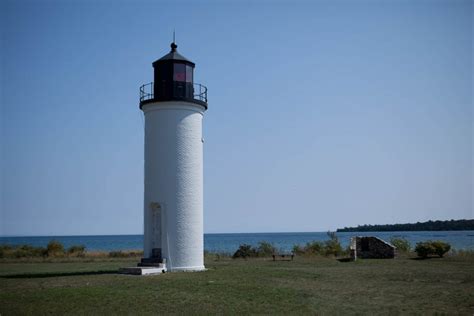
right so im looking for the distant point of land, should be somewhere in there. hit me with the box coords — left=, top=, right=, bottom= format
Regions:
left=337, top=219, right=474, bottom=232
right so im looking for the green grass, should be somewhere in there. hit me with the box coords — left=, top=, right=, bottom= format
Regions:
left=1, top=255, right=473, bottom=315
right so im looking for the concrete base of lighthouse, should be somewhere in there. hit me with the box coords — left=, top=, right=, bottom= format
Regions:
left=142, top=100, right=206, bottom=272
left=168, top=265, right=206, bottom=272
left=118, top=263, right=206, bottom=275
left=119, top=265, right=167, bottom=276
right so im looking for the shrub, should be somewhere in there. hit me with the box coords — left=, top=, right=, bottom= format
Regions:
left=67, top=245, right=86, bottom=257
left=232, top=244, right=257, bottom=259
left=108, top=250, right=143, bottom=258
left=109, top=251, right=128, bottom=257
left=13, top=248, right=28, bottom=258
left=415, top=241, right=451, bottom=258
left=324, top=231, right=343, bottom=257
left=390, top=238, right=411, bottom=252
left=28, top=245, right=47, bottom=257
left=415, top=242, right=436, bottom=258
left=47, top=240, right=65, bottom=257
left=292, top=232, right=344, bottom=257
left=232, top=235, right=343, bottom=259
left=292, top=244, right=305, bottom=255
left=431, top=241, right=451, bottom=258
left=15, top=245, right=47, bottom=258
left=0, top=245, right=13, bottom=258
left=0, top=244, right=48, bottom=258
left=324, top=239, right=343, bottom=256
left=256, top=241, right=276, bottom=257
left=304, top=241, right=324, bottom=255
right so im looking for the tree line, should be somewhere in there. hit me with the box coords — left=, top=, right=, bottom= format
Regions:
left=337, top=219, right=474, bottom=232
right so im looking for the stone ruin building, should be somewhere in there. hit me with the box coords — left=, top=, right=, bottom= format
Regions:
left=350, top=236, right=396, bottom=260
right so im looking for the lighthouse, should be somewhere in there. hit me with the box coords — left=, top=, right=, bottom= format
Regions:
left=138, top=41, right=207, bottom=272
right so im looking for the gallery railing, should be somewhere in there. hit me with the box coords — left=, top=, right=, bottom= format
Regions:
left=139, top=82, right=208, bottom=104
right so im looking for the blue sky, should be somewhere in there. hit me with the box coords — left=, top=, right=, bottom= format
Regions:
left=1, top=0, right=472, bottom=236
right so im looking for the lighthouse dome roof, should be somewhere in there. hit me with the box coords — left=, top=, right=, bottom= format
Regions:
left=152, top=42, right=195, bottom=67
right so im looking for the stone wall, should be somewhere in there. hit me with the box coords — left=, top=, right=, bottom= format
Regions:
left=350, top=236, right=395, bottom=260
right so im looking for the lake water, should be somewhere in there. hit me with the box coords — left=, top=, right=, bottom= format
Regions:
left=1, top=231, right=473, bottom=253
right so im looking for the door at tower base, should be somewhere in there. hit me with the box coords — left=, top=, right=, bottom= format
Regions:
left=149, top=202, right=162, bottom=262
left=143, top=100, right=205, bottom=272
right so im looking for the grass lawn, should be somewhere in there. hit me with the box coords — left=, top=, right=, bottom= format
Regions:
left=1, top=255, right=473, bottom=315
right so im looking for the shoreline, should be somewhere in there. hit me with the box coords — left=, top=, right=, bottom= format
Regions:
left=2, top=228, right=474, bottom=238
left=1, top=231, right=473, bottom=253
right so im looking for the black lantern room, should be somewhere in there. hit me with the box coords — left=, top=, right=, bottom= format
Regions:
left=139, top=42, right=208, bottom=109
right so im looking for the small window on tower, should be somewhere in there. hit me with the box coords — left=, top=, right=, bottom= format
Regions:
left=173, top=63, right=186, bottom=82
left=186, top=65, right=193, bottom=83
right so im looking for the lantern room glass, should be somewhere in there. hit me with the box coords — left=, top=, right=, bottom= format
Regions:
left=186, top=65, right=193, bottom=83
left=173, top=64, right=186, bottom=82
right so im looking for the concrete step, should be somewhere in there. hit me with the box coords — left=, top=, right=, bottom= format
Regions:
left=119, top=266, right=167, bottom=275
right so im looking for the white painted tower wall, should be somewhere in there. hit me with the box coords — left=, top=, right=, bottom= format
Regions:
left=142, top=101, right=205, bottom=271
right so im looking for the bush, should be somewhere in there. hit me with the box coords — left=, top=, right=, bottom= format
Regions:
left=17, top=245, right=47, bottom=258
left=232, top=234, right=343, bottom=259
left=291, top=232, right=344, bottom=257
left=0, top=245, right=13, bottom=257
left=431, top=241, right=451, bottom=258
left=256, top=241, right=276, bottom=257
left=27, top=245, right=47, bottom=257
left=324, top=231, right=343, bottom=256
left=304, top=241, right=324, bottom=255
left=108, top=250, right=142, bottom=258
left=232, top=242, right=277, bottom=259
left=13, top=248, right=30, bottom=258
left=390, top=238, right=411, bottom=252
left=415, top=242, right=435, bottom=258
left=292, top=244, right=305, bottom=255
left=232, top=244, right=257, bottom=259
left=0, top=244, right=47, bottom=258
left=415, top=241, right=451, bottom=258
left=109, top=251, right=127, bottom=257
left=67, top=245, right=86, bottom=257
left=47, top=240, right=65, bottom=257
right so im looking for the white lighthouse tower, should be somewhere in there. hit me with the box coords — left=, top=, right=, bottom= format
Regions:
left=138, top=41, right=207, bottom=272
